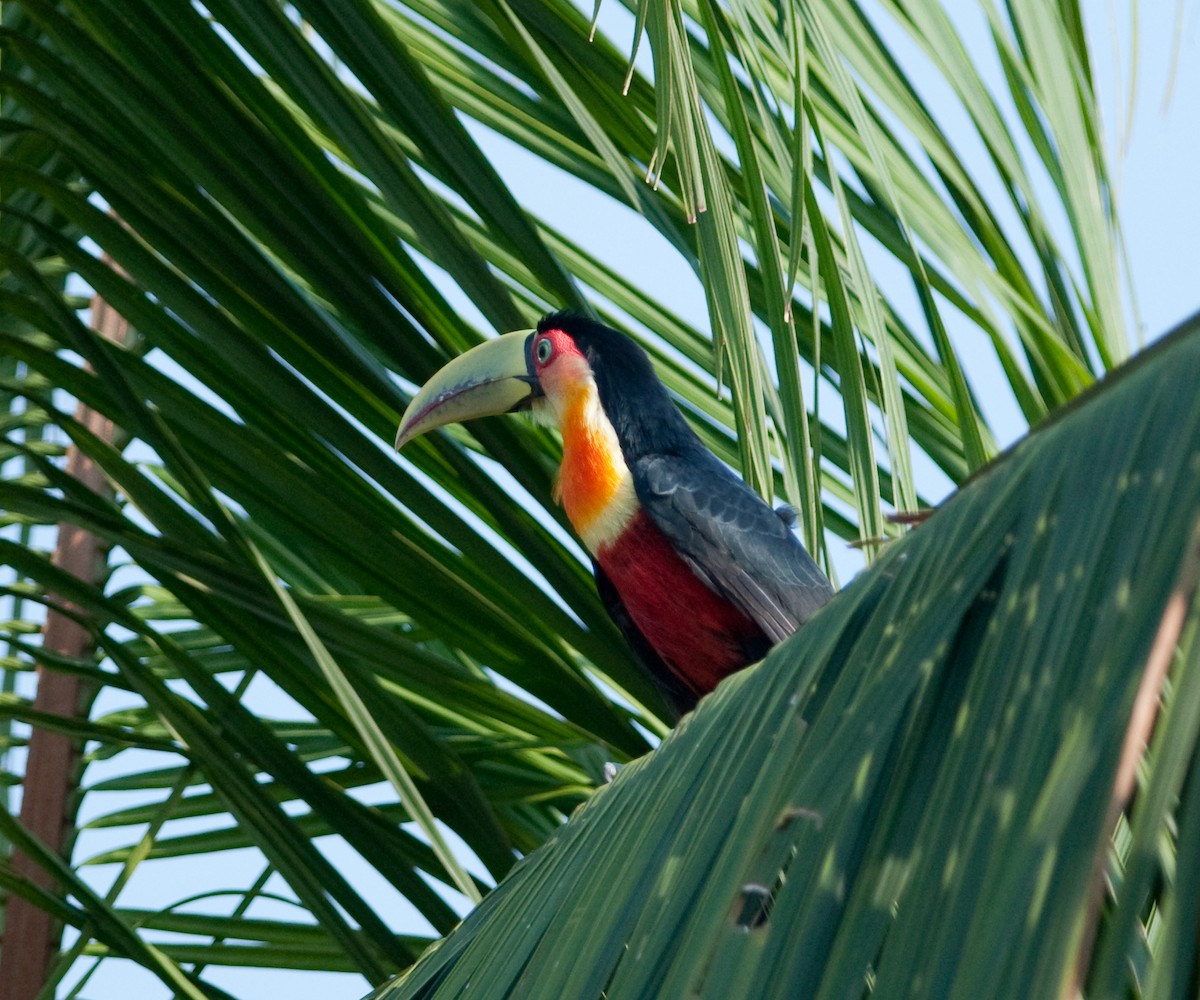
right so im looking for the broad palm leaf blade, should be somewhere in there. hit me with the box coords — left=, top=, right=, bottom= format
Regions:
left=374, top=314, right=1200, bottom=1000
left=0, top=0, right=1175, bottom=993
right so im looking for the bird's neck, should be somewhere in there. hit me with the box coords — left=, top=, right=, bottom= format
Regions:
left=552, top=381, right=639, bottom=553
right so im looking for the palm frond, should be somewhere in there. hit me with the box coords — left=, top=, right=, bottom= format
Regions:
left=0, top=0, right=1166, bottom=993
left=376, top=312, right=1200, bottom=1000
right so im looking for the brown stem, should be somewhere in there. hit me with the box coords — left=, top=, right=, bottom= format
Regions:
left=0, top=293, right=126, bottom=1000
left=1064, top=517, right=1200, bottom=1000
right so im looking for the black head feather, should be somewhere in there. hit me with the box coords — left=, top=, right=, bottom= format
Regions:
left=536, top=312, right=700, bottom=459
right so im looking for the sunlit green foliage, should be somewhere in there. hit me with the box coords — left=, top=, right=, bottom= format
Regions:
left=1, top=1, right=1188, bottom=997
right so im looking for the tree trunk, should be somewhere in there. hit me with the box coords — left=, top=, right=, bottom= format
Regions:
left=0, top=293, right=126, bottom=1000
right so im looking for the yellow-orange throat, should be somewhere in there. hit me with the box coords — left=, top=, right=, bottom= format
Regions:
left=551, top=382, right=638, bottom=553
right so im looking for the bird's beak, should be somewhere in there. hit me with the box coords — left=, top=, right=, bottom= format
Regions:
left=395, top=330, right=540, bottom=449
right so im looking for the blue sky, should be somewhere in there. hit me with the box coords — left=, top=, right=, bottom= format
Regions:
left=1088, top=0, right=1198, bottom=341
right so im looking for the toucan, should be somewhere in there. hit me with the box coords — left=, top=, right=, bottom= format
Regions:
left=396, top=313, right=834, bottom=718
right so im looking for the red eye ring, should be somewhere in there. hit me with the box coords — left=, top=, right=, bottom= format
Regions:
left=535, top=336, right=554, bottom=364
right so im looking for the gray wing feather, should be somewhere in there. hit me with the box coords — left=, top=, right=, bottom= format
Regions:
left=635, top=453, right=833, bottom=643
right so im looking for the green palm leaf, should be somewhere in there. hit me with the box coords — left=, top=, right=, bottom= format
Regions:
left=0, top=0, right=1185, bottom=995
left=375, top=313, right=1200, bottom=1000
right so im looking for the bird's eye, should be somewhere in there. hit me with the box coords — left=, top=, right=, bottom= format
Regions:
left=536, top=337, right=554, bottom=364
